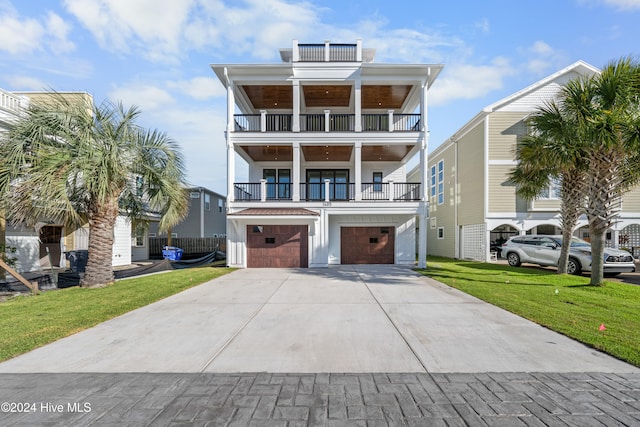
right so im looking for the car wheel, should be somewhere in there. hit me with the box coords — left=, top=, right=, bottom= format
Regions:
left=567, top=257, right=582, bottom=275
left=507, top=252, right=521, bottom=267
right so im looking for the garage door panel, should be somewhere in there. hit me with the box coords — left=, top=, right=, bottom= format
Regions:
left=341, top=227, right=394, bottom=264
left=247, top=225, right=308, bottom=268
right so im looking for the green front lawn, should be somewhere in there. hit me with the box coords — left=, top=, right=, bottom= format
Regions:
left=417, top=257, right=640, bottom=367
left=0, top=267, right=234, bottom=362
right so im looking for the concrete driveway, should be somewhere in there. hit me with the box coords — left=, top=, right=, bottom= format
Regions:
left=0, top=265, right=636, bottom=374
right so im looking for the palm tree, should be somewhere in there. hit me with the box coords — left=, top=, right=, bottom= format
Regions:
left=514, top=58, right=640, bottom=284
left=511, top=100, right=588, bottom=274
left=0, top=94, right=188, bottom=287
left=578, top=58, right=640, bottom=285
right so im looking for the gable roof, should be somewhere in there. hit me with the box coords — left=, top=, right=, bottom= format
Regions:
left=430, top=60, right=600, bottom=158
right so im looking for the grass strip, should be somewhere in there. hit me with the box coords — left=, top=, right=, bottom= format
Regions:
left=0, top=267, right=234, bottom=362
left=417, top=257, right=640, bottom=367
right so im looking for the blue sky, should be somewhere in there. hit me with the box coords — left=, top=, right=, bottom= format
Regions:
left=1, top=0, right=639, bottom=195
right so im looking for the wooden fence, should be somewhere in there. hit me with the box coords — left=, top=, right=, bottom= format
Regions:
left=149, top=237, right=226, bottom=258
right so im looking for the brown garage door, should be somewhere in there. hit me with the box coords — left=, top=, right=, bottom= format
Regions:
left=340, top=226, right=395, bottom=264
left=247, top=225, right=308, bottom=268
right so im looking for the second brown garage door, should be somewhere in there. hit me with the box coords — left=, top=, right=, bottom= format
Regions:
left=247, top=225, right=308, bottom=268
left=340, top=226, right=395, bottom=264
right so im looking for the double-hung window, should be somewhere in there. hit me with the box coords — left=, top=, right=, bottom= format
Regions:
left=437, top=160, right=444, bottom=205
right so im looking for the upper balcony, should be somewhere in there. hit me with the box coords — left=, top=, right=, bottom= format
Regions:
left=0, top=88, right=27, bottom=115
left=234, top=112, right=421, bottom=133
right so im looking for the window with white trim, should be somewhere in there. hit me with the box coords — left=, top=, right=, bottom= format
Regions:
left=539, top=178, right=561, bottom=200
left=437, top=160, right=444, bottom=205
left=430, top=165, right=436, bottom=197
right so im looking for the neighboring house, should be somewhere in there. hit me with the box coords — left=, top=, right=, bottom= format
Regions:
left=211, top=39, right=441, bottom=268
left=148, top=187, right=226, bottom=239
left=0, top=88, right=136, bottom=272
left=409, top=60, right=640, bottom=262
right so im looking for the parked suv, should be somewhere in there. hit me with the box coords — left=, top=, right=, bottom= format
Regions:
left=501, top=235, right=636, bottom=276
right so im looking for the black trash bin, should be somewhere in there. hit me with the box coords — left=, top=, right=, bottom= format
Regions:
left=65, top=250, right=89, bottom=273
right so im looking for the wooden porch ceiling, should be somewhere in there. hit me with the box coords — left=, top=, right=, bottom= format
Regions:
left=361, top=145, right=414, bottom=161
left=302, top=145, right=353, bottom=161
left=239, top=145, right=293, bottom=161
left=239, top=144, right=413, bottom=162
left=239, top=84, right=412, bottom=110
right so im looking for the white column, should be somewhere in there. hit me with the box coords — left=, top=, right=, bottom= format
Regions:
left=418, top=202, right=427, bottom=269
left=355, top=80, right=362, bottom=132
left=420, top=80, right=429, bottom=202
left=292, top=39, right=299, bottom=62
left=260, top=179, right=267, bottom=202
left=227, top=140, right=235, bottom=202
left=354, top=142, right=362, bottom=201
left=388, top=180, right=394, bottom=201
left=356, top=38, right=362, bottom=62
left=324, top=40, right=330, bottom=62
left=324, top=180, right=330, bottom=202
left=226, top=74, right=236, bottom=202
left=225, top=72, right=234, bottom=133
left=324, top=110, right=330, bottom=132
left=292, top=142, right=300, bottom=201
left=260, top=110, right=267, bottom=132
left=388, top=110, right=394, bottom=132
left=293, top=80, right=300, bottom=132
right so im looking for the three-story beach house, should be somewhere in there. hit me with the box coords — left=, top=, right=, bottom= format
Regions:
left=211, top=40, right=442, bottom=268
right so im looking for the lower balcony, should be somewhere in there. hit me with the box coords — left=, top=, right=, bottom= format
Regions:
left=233, top=182, right=421, bottom=202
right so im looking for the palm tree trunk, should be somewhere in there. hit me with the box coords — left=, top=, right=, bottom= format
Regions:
left=0, top=210, right=5, bottom=281
left=589, top=223, right=607, bottom=286
left=81, top=199, right=119, bottom=287
left=558, top=177, right=584, bottom=274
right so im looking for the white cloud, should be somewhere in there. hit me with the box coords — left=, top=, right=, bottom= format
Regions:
left=5, top=75, right=49, bottom=90
left=0, top=3, right=45, bottom=54
left=603, top=0, right=640, bottom=9
left=166, top=77, right=226, bottom=100
left=518, top=40, right=567, bottom=76
left=45, top=12, right=75, bottom=54
left=0, top=3, right=74, bottom=56
left=63, top=0, right=194, bottom=61
left=429, top=57, right=517, bottom=106
left=109, top=83, right=174, bottom=111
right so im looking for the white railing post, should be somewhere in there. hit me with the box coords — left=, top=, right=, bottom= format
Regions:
left=388, top=110, right=394, bottom=132
left=356, top=38, right=362, bottom=62
left=388, top=180, right=394, bottom=201
left=324, top=110, right=330, bottom=132
left=260, top=110, right=267, bottom=132
left=292, top=39, right=299, bottom=62
left=260, top=179, right=267, bottom=202
left=324, top=40, right=330, bottom=62
left=324, top=179, right=331, bottom=202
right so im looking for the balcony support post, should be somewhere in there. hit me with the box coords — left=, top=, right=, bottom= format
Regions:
left=227, top=140, right=235, bottom=202
left=260, top=110, right=267, bottom=132
left=418, top=202, right=427, bottom=269
left=356, top=38, right=362, bottom=62
left=292, top=142, right=300, bottom=201
left=292, top=81, right=300, bottom=132
left=388, top=110, right=394, bottom=132
left=354, top=142, right=362, bottom=201
left=324, top=110, right=330, bottom=132
left=324, top=40, right=330, bottom=62
left=324, top=180, right=330, bottom=202
left=355, top=80, right=362, bottom=132
left=260, top=179, right=267, bottom=202
left=292, top=39, right=299, bottom=62
left=388, top=180, right=394, bottom=201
